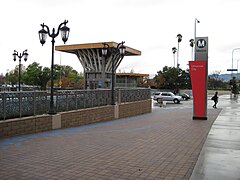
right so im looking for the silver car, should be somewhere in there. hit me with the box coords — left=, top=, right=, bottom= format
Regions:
left=153, top=92, right=182, bottom=104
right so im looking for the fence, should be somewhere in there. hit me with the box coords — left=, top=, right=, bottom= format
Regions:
left=0, top=88, right=151, bottom=120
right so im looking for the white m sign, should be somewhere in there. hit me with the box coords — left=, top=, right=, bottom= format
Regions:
left=197, top=39, right=206, bottom=48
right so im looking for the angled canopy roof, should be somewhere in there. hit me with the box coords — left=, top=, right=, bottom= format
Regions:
left=55, top=41, right=141, bottom=56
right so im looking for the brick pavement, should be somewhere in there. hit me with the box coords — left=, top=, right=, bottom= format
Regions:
left=0, top=107, right=221, bottom=180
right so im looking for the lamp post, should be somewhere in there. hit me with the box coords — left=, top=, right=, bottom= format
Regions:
left=176, top=34, right=182, bottom=68
left=13, top=50, right=28, bottom=91
left=189, top=39, right=194, bottom=60
left=237, top=59, right=240, bottom=80
left=38, top=20, right=70, bottom=114
left=172, top=47, right=177, bottom=67
left=194, top=18, right=200, bottom=60
left=102, top=41, right=126, bottom=105
left=232, top=48, right=240, bottom=77
left=55, top=52, right=62, bottom=88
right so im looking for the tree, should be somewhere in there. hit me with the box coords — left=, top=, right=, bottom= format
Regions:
left=176, top=34, right=182, bottom=67
left=154, top=66, right=191, bottom=91
left=39, top=67, right=51, bottom=90
left=172, top=47, right=177, bottom=67
left=61, top=65, right=74, bottom=77
left=0, top=74, right=5, bottom=85
left=54, top=65, right=84, bottom=89
left=179, top=69, right=191, bottom=89
left=137, top=76, right=149, bottom=88
left=231, top=77, right=239, bottom=96
left=7, top=62, right=84, bottom=90
left=61, top=76, right=71, bottom=88
left=147, top=79, right=157, bottom=89
left=53, top=64, right=61, bottom=81
left=22, top=62, right=50, bottom=90
left=6, top=66, right=19, bottom=86
left=207, top=71, right=229, bottom=90
left=211, top=71, right=221, bottom=80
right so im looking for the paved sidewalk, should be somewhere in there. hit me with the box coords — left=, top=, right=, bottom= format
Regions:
left=0, top=100, right=222, bottom=179
left=190, top=96, right=240, bottom=180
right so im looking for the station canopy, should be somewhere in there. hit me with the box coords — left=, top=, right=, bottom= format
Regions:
left=55, top=41, right=141, bottom=56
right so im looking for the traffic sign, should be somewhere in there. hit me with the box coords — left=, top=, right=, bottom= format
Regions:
left=227, top=69, right=237, bottom=71
left=195, top=37, right=208, bottom=61
left=196, top=39, right=207, bottom=48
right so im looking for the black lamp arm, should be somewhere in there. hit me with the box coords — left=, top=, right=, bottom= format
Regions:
left=55, top=20, right=69, bottom=38
left=40, top=23, right=51, bottom=37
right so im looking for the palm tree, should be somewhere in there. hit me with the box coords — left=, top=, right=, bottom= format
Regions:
left=189, top=39, right=194, bottom=60
left=176, top=34, right=182, bottom=68
left=172, top=47, right=177, bottom=67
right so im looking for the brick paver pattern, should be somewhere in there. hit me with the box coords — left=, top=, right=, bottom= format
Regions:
left=0, top=108, right=221, bottom=180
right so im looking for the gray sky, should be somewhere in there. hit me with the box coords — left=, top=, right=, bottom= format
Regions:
left=1, top=0, right=240, bottom=77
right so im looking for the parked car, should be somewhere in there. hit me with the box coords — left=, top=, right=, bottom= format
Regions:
left=153, top=92, right=182, bottom=104
left=180, top=93, right=190, bottom=100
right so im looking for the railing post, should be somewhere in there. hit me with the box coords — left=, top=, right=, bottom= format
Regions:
left=118, top=89, right=121, bottom=104
left=56, top=91, right=59, bottom=113
left=109, top=89, right=111, bottom=105
left=3, top=92, right=6, bottom=120
left=91, top=91, right=93, bottom=107
left=33, top=91, right=36, bottom=115
left=75, top=92, right=77, bottom=110
left=19, top=92, right=22, bottom=118
left=45, top=92, right=48, bottom=113
left=97, top=91, right=100, bottom=106
left=83, top=91, right=86, bottom=108
left=66, top=91, right=69, bottom=111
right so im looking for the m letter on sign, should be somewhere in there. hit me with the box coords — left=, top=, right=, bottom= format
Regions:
left=197, top=39, right=206, bottom=48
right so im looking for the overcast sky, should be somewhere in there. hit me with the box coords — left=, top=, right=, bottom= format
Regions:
left=1, top=0, right=240, bottom=77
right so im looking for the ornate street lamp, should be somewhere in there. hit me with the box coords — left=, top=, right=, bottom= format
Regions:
left=102, top=41, right=126, bottom=105
left=194, top=18, right=200, bottom=60
left=189, top=39, right=194, bottom=60
left=13, top=50, right=28, bottom=91
left=38, top=20, right=70, bottom=114
left=194, top=18, right=200, bottom=42
left=231, top=48, right=240, bottom=78
left=172, top=47, right=177, bottom=67
left=176, top=34, right=182, bottom=68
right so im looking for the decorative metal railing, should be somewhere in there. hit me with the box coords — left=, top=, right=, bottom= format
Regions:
left=56, top=89, right=112, bottom=112
left=117, top=88, right=151, bottom=103
left=0, top=88, right=150, bottom=120
left=0, top=91, right=48, bottom=120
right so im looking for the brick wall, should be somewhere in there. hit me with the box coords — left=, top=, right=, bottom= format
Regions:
left=61, top=106, right=114, bottom=128
left=0, top=115, right=52, bottom=138
left=0, top=100, right=152, bottom=138
left=119, top=99, right=152, bottom=118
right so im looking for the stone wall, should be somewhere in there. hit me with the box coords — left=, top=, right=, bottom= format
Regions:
left=61, top=106, right=114, bottom=128
left=0, top=115, right=52, bottom=137
left=0, top=100, right=152, bottom=138
left=119, top=99, right=152, bottom=118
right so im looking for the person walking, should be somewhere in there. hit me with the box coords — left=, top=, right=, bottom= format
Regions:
left=211, top=91, right=218, bottom=109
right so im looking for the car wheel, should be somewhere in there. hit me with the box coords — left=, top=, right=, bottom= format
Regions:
left=173, top=99, right=180, bottom=104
